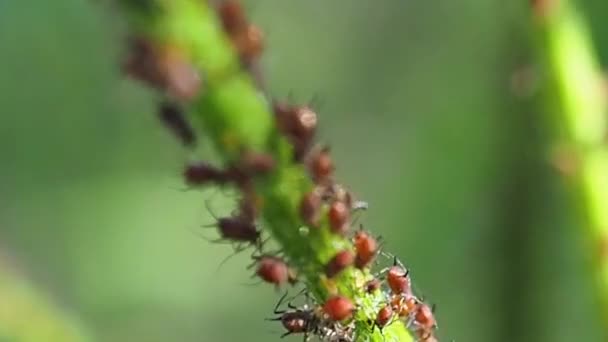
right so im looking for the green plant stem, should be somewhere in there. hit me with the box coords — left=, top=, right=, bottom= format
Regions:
left=532, top=0, right=608, bottom=332
left=0, top=253, right=90, bottom=342
left=117, top=0, right=412, bottom=340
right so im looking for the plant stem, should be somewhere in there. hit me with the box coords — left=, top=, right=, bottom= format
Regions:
left=531, top=0, right=608, bottom=332
left=116, top=0, right=414, bottom=340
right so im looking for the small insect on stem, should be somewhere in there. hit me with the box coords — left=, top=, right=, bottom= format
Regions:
left=374, top=305, right=394, bottom=331
left=325, top=250, right=355, bottom=278
left=386, top=264, right=412, bottom=296
left=203, top=201, right=261, bottom=245
left=252, top=255, right=290, bottom=288
left=158, top=100, right=196, bottom=147
left=274, top=102, right=318, bottom=160
left=308, top=146, right=334, bottom=184
left=217, top=0, right=264, bottom=65
left=328, top=200, right=350, bottom=235
left=364, top=278, right=381, bottom=294
left=184, top=162, right=228, bottom=186
left=323, top=296, right=355, bottom=322
left=300, top=190, right=322, bottom=228
left=267, top=291, right=320, bottom=339
left=353, top=229, right=378, bottom=269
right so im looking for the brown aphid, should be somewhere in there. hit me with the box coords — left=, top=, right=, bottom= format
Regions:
left=268, top=292, right=321, bottom=339
left=240, top=151, right=275, bottom=175
left=218, top=0, right=248, bottom=34
left=353, top=230, right=378, bottom=269
left=233, top=24, right=264, bottom=63
left=255, top=256, right=289, bottom=287
left=184, top=162, right=227, bottom=186
left=158, top=101, right=196, bottom=147
left=365, top=279, right=381, bottom=294
left=216, top=216, right=260, bottom=243
left=328, top=201, right=349, bottom=234
left=386, top=265, right=412, bottom=295
left=325, top=250, right=355, bottom=278
left=158, top=47, right=201, bottom=101
left=122, top=37, right=165, bottom=87
left=309, top=147, right=334, bottom=183
left=323, top=296, right=355, bottom=322
left=274, top=102, right=318, bottom=160
left=414, top=303, right=437, bottom=331
left=375, top=305, right=393, bottom=329
left=300, top=190, right=322, bottom=227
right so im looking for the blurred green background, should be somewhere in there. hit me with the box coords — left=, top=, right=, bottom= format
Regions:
left=1, top=0, right=607, bottom=341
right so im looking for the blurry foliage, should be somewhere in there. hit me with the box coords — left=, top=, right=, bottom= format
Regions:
left=0, top=0, right=607, bottom=341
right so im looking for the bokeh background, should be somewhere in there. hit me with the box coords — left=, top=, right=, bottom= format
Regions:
left=1, top=0, right=608, bottom=341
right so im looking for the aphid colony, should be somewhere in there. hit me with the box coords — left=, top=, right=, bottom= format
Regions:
left=121, top=0, right=439, bottom=340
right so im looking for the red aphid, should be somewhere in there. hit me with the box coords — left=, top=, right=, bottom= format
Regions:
left=375, top=305, right=393, bottom=329
left=328, top=201, right=349, bottom=234
left=386, top=265, right=411, bottom=295
left=365, top=279, right=381, bottom=294
left=256, top=256, right=289, bottom=287
left=323, top=296, right=355, bottom=321
left=309, top=147, right=334, bottom=183
left=299, top=190, right=322, bottom=227
left=158, top=101, right=196, bottom=147
left=184, top=162, right=226, bottom=186
left=353, top=230, right=378, bottom=269
left=233, top=24, right=264, bottom=63
left=414, top=303, right=437, bottom=330
left=325, top=250, right=355, bottom=278
left=218, top=0, right=247, bottom=34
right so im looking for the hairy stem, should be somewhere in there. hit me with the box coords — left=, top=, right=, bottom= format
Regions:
left=116, top=0, right=414, bottom=340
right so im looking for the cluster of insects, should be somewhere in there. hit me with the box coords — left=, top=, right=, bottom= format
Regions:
left=121, top=0, right=440, bottom=341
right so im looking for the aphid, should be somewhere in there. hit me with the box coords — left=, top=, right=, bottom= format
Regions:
left=413, top=302, right=437, bottom=331
left=122, top=36, right=164, bottom=87
left=233, top=24, right=264, bottom=64
left=158, top=46, right=201, bottom=101
left=123, top=38, right=200, bottom=100
left=386, top=265, right=411, bottom=295
left=267, top=292, right=320, bottom=339
left=217, top=1, right=264, bottom=64
left=215, top=216, right=261, bottom=243
left=300, top=190, right=322, bottom=227
left=325, top=250, right=355, bottom=278
left=254, top=255, right=289, bottom=288
left=364, top=278, right=381, bottom=294
left=391, top=294, right=418, bottom=318
left=328, top=201, right=350, bottom=234
left=240, top=151, right=275, bottom=175
left=309, top=146, right=334, bottom=183
left=218, top=0, right=247, bottom=34
left=375, top=305, right=393, bottom=330
left=184, top=162, right=227, bottom=186
left=274, top=103, right=317, bottom=142
left=323, top=296, right=355, bottom=321
left=353, top=230, right=378, bottom=269
left=274, top=102, right=318, bottom=160
left=158, top=100, right=196, bottom=147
